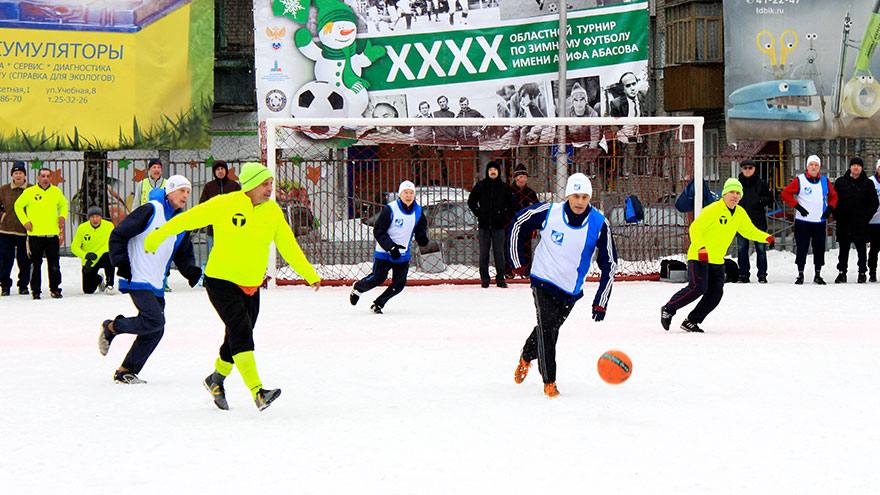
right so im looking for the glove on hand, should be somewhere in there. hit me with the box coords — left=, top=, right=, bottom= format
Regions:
left=821, top=207, right=833, bottom=220
left=85, top=252, right=97, bottom=262
left=389, top=244, right=406, bottom=260
left=795, top=204, right=809, bottom=217
left=294, top=28, right=312, bottom=48
left=592, top=305, right=606, bottom=322
left=766, top=235, right=775, bottom=249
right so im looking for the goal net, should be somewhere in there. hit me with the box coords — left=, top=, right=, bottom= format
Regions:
left=264, top=117, right=704, bottom=286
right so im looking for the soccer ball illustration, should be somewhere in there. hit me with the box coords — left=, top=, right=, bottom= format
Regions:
left=291, top=81, right=348, bottom=139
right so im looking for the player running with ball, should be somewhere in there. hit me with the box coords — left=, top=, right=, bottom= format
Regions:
left=144, top=162, right=321, bottom=411
left=508, top=173, right=618, bottom=399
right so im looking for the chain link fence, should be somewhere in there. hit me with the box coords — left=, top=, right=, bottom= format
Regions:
left=0, top=134, right=864, bottom=283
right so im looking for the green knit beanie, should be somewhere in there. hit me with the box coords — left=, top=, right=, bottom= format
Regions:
left=721, top=178, right=744, bottom=196
left=239, top=162, right=274, bottom=192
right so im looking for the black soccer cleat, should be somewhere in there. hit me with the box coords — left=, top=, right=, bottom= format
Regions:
left=114, top=370, right=147, bottom=384
left=758, top=276, right=767, bottom=284
left=50, top=290, right=63, bottom=299
left=813, top=275, right=826, bottom=285
left=0, top=288, right=9, bottom=296
left=349, top=288, right=361, bottom=306
left=870, top=273, right=877, bottom=283
left=660, top=306, right=673, bottom=331
left=680, top=319, right=704, bottom=333
left=32, top=292, right=41, bottom=300
left=834, top=272, right=846, bottom=284
left=370, top=303, right=383, bottom=314
left=254, top=388, right=281, bottom=411
left=857, top=273, right=867, bottom=284
left=204, top=373, right=229, bottom=410
left=794, top=273, right=804, bottom=285
left=18, top=287, right=29, bottom=295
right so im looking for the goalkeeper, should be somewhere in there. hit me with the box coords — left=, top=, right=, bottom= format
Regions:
left=349, top=180, right=430, bottom=314
left=660, top=178, right=773, bottom=333
left=145, top=162, right=320, bottom=412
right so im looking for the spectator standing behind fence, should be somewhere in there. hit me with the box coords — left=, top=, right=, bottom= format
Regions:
left=468, top=161, right=514, bottom=288
left=71, top=206, right=116, bottom=295
left=0, top=161, right=31, bottom=296
left=832, top=157, right=879, bottom=284
left=138, top=158, right=167, bottom=206
left=508, top=164, right=539, bottom=277
left=14, top=167, right=68, bottom=299
left=781, top=155, right=838, bottom=285
left=735, top=159, right=773, bottom=283
left=869, top=161, right=880, bottom=282
left=199, top=160, right=241, bottom=255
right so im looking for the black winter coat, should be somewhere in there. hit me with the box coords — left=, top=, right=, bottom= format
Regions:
left=833, top=171, right=880, bottom=239
left=510, top=184, right=539, bottom=214
left=468, top=174, right=515, bottom=230
left=737, top=173, right=773, bottom=230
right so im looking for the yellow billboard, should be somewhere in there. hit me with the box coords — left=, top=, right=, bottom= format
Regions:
left=0, top=0, right=214, bottom=151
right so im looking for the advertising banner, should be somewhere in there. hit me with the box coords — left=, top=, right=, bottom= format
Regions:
left=254, top=0, right=649, bottom=143
left=0, top=0, right=214, bottom=151
left=724, top=0, right=880, bottom=141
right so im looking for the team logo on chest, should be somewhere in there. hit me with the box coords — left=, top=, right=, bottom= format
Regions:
left=719, top=216, right=728, bottom=225
left=232, top=213, right=247, bottom=227
left=551, top=230, right=565, bottom=245
left=804, top=186, right=813, bottom=195
left=84, top=233, right=92, bottom=241
left=34, top=194, right=42, bottom=201
left=394, top=218, right=404, bottom=227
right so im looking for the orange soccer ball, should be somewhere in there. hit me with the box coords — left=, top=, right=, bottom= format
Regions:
left=597, top=350, right=632, bottom=384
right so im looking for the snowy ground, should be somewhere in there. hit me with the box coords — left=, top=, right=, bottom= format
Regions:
left=1, top=250, right=879, bottom=493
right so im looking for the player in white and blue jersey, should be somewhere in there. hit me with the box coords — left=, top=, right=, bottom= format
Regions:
left=508, top=173, right=618, bottom=398
left=350, top=181, right=430, bottom=314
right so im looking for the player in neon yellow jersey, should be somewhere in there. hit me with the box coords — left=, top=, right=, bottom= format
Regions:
left=145, top=162, right=321, bottom=411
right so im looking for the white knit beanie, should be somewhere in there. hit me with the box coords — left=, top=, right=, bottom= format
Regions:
left=564, top=173, right=592, bottom=197
left=165, top=175, right=192, bottom=194
left=398, top=180, right=416, bottom=195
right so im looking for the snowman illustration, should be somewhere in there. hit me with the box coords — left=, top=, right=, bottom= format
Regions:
left=274, top=0, right=387, bottom=118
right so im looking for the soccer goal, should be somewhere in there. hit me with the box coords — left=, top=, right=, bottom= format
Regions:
left=264, top=116, right=704, bottom=286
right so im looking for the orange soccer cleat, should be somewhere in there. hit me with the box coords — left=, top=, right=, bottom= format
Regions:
left=543, top=382, right=560, bottom=399
left=514, top=358, right=530, bottom=384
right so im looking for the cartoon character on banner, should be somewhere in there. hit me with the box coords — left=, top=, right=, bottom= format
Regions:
left=272, top=0, right=387, bottom=124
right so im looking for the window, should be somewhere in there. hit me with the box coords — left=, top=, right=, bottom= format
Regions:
left=703, top=128, right=719, bottom=181
left=665, top=1, right=723, bottom=64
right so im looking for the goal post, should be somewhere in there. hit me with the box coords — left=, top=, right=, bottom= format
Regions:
left=264, top=116, right=704, bottom=286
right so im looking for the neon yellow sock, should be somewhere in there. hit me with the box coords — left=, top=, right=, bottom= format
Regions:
left=232, top=351, right=262, bottom=398
left=214, top=357, right=234, bottom=377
